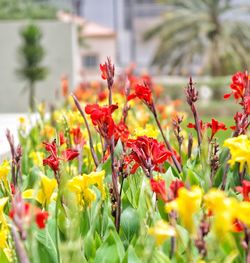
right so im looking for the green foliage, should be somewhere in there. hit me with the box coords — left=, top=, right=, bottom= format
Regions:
left=0, top=0, right=57, bottom=20
left=17, top=23, right=48, bottom=111
left=144, top=0, right=250, bottom=76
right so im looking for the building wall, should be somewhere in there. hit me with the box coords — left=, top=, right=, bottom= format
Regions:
left=80, top=36, right=116, bottom=80
left=0, top=21, right=78, bottom=113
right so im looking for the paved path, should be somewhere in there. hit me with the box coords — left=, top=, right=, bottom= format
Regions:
left=0, top=113, right=40, bottom=160
left=0, top=114, right=22, bottom=158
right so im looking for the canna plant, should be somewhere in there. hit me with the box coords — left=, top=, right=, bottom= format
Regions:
left=1, top=59, right=250, bottom=262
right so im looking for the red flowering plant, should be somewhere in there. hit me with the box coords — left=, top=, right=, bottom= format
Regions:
left=224, top=71, right=250, bottom=130
left=128, top=83, right=153, bottom=109
left=206, top=118, right=227, bottom=140
left=85, top=104, right=118, bottom=141
left=125, top=136, right=172, bottom=177
left=187, top=118, right=227, bottom=141
left=43, top=138, right=79, bottom=182
left=70, top=126, right=86, bottom=146
left=224, top=71, right=248, bottom=101
left=10, top=193, right=49, bottom=235
left=187, top=120, right=206, bottom=133
left=236, top=180, right=250, bottom=202
left=150, top=178, right=184, bottom=203
left=127, top=82, right=182, bottom=173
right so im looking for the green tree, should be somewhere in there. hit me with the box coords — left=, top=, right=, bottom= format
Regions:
left=17, top=24, right=48, bottom=112
left=144, top=0, right=250, bottom=76
left=0, top=0, right=57, bottom=20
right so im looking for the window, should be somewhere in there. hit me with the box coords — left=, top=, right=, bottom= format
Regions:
left=83, top=54, right=98, bottom=68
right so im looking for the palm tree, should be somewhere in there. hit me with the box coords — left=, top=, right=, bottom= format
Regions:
left=144, top=0, right=250, bottom=76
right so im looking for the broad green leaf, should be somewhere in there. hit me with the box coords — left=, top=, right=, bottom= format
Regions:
left=120, top=207, right=140, bottom=243
left=94, top=230, right=125, bottom=263
left=122, top=246, right=141, bottom=263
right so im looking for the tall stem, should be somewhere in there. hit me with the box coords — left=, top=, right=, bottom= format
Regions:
left=72, top=94, right=99, bottom=168
left=153, top=110, right=182, bottom=173
left=29, top=82, right=35, bottom=112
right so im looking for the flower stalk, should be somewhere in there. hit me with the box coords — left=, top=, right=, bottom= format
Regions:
left=72, top=94, right=99, bottom=168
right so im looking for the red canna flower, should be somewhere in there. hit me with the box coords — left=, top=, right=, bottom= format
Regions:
left=150, top=178, right=168, bottom=202
left=43, top=155, right=60, bottom=172
left=62, top=149, right=79, bottom=161
left=59, top=132, right=66, bottom=146
left=100, top=63, right=108, bottom=80
left=169, top=179, right=185, bottom=200
left=206, top=118, right=227, bottom=139
left=224, top=72, right=247, bottom=101
left=43, top=140, right=79, bottom=173
left=70, top=126, right=86, bottom=146
left=187, top=120, right=206, bottom=132
left=126, top=136, right=172, bottom=176
left=43, top=140, right=57, bottom=157
left=114, top=121, right=130, bottom=144
left=10, top=193, right=49, bottom=233
left=236, top=180, right=250, bottom=202
left=100, top=58, right=115, bottom=84
left=85, top=103, right=118, bottom=139
left=128, top=83, right=153, bottom=106
left=35, top=210, right=49, bottom=229
left=43, top=140, right=59, bottom=172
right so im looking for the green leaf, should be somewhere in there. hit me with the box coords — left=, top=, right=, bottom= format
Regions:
left=94, top=230, right=125, bottom=263
left=84, top=232, right=96, bottom=261
left=122, top=246, right=141, bottom=263
left=35, top=218, right=58, bottom=263
left=120, top=207, right=140, bottom=243
left=0, top=250, right=10, bottom=263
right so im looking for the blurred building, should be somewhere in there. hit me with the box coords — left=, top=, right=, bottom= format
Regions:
left=80, top=0, right=167, bottom=73
left=58, top=11, right=116, bottom=81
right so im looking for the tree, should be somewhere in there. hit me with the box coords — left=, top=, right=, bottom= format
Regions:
left=17, top=24, right=48, bottom=112
left=144, top=0, right=250, bottom=76
left=0, top=0, right=57, bottom=20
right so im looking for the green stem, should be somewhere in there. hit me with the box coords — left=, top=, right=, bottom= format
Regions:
left=55, top=197, right=61, bottom=263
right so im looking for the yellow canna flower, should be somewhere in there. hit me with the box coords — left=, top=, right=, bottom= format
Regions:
left=0, top=161, right=10, bottom=189
left=0, top=227, right=8, bottom=249
left=224, top=135, right=250, bottom=172
left=0, top=197, right=8, bottom=225
left=67, top=170, right=106, bottom=208
left=148, top=220, right=176, bottom=246
left=29, top=151, right=44, bottom=167
left=237, top=201, right=250, bottom=227
left=204, top=189, right=239, bottom=236
left=0, top=160, right=10, bottom=180
left=0, top=226, right=12, bottom=262
left=165, top=186, right=202, bottom=234
left=83, top=170, right=106, bottom=198
left=23, top=173, right=57, bottom=207
left=132, top=124, right=159, bottom=139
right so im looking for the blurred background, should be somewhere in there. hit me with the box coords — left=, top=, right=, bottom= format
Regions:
left=0, top=0, right=250, bottom=116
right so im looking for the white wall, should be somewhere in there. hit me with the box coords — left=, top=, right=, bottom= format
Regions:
left=0, top=21, right=78, bottom=113
left=80, top=36, right=116, bottom=81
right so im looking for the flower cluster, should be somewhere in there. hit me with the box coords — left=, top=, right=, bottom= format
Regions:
left=125, top=136, right=172, bottom=176
left=85, top=104, right=118, bottom=139
left=43, top=139, right=79, bottom=173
